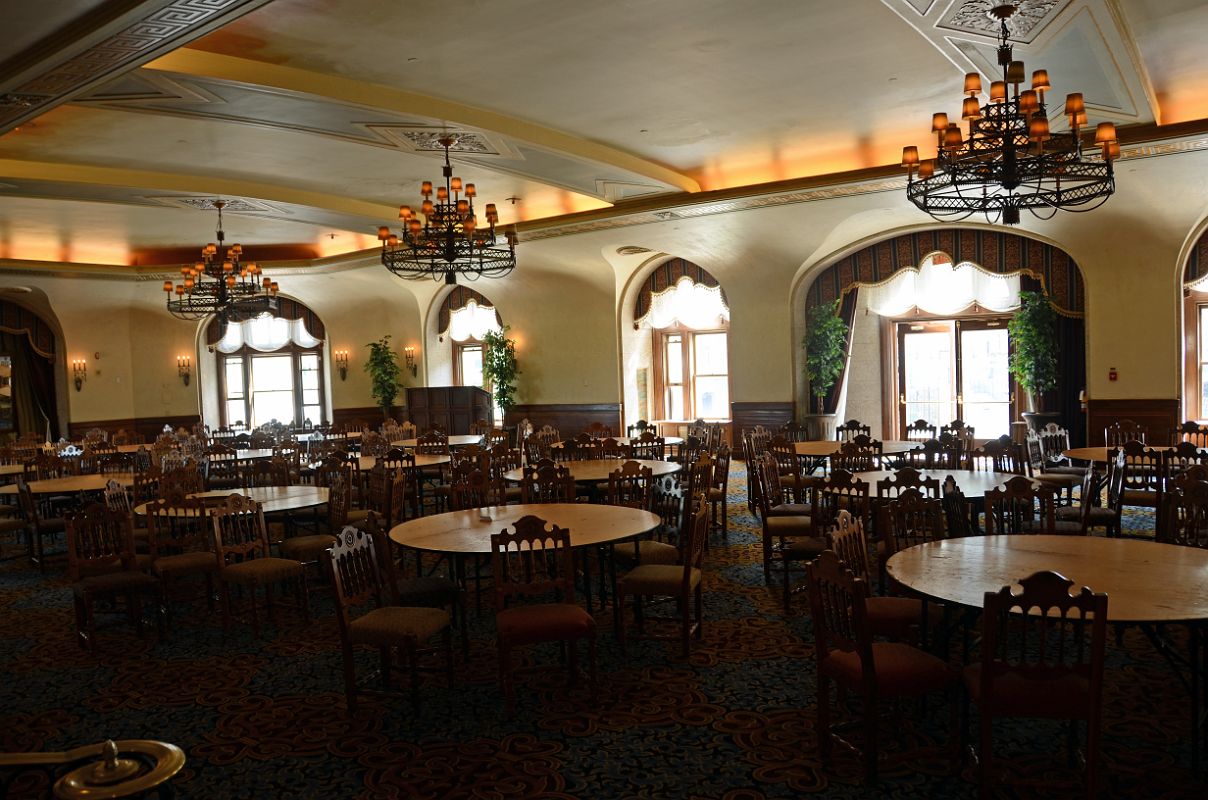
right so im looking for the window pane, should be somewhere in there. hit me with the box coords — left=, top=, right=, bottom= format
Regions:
left=694, top=333, right=728, bottom=375
left=226, top=400, right=246, bottom=427
left=303, top=389, right=320, bottom=406
left=302, top=405, right=322, bottom=425
left=665, top=335, right=683, bottom=383
left=301, top=370, right=319, bottom=391
left=694, top=375, right=729, bottom=419
left=460, top=347, right=484, bottom=388
left=250, top=355, right=295, bottom=427
left=667, top=386, right=684, bottom=419
left=224, top=360, right=244, bottom=396
left=300, top=353, right=319, bottom=370
left=902, top=329, right=954, bottom=428
left=960, top=329, right=1010, bottom=403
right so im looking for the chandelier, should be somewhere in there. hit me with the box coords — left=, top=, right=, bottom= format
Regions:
left=161, top=200, right=279, bottom=321
left=377, top=136, right=517, bottom=285
left=901, top=3, right=1118, bottom=225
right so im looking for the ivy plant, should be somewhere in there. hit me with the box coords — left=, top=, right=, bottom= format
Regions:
left=364, top=335, right=403, bottom=418
left=1007, top=290, right=1058, bottom=408
left=482, top=326, right=520, bottom=413
left=803, top=299, right=849, bottom=411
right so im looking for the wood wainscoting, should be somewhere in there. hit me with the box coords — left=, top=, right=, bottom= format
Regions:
left=730, top=402, right=794, bottom=442
left=504, top=404, right=622, bottom=438
left=1085, top=398, right=1180, bottom=446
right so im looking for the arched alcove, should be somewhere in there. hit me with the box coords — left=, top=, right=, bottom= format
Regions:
left=0, top=296, right=63, bottom=439
left=424, top=286, right=503, bottom=390
left=1179, top=223, right=1208, bottom=421
left=798, top=228, right=1087, bottom=443
left=620, top=257, right=730, bottom=427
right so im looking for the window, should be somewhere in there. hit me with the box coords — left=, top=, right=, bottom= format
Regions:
left=894, top=318, right=1012, bottom=437
left=214, top=312, right=328, bottom=428
left=446, top=297, right=502, bottom=423
left=1197, top=305, right=1208, bottom=419
left=0, top=355, right=12, bottom=432
left=657, top=327, right=730, bottom=420
left=456, top=342, right=485, bottom=388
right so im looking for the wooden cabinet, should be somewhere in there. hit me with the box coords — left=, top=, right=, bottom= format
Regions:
left=405, top=386, right=492, bottom=434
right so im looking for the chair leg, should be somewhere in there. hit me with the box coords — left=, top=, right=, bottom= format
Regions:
left=587, top=632, right=598, bottom=703
left=616, top=594, right=628, bottom=655
left=408, top=646, right=420, bottom=712
left=817, top=675, right=832, bottom=761
left=1085, top=712, right=1101, bottom=800
left=864, top=692, right=879, bottom=783
left=694, top=584, right=704, bottom=641
left=342, top=642, right=358, bottom=713
left=978, top=712, right=993, bottom=799
left=680, top=593, right=691, bottom=659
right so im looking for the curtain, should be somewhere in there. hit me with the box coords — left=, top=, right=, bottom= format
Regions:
left=215, top=314, right=322, bottom=354
left=864, top=257, right=1020, bottom=317
left=823, top=288, right=859, bottom=414
left=0, top=331, right=57, bottom=440
left=447, top=300, right=503, bottom=342
left=635, top=276, right=730, bottom=330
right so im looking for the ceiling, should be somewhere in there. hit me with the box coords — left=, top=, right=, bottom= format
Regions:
left=0, top=0, right=1204, bottom=267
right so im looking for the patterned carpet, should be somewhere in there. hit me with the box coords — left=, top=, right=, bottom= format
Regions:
left=0, top=467, right=1204, bottom=799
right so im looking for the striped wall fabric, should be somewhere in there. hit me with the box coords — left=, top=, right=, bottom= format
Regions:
left=1184, top=226, right=1208, bottom=286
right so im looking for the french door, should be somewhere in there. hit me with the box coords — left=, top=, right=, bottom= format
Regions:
left=897, top=318, right=1013, bottom=437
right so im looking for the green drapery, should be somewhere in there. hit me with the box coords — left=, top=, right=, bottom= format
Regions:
left=0, top=331, right=56, bottom=440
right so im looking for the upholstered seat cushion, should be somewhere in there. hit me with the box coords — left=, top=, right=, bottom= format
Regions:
left=504, top=485, right=524, bottom=502
left=73, top=570, right=159, bottom=597
left=866, top=596, right=924, bottom=639
left=221, top=556, right=304, bottom=584
left=963, top=662, right=1091, bottom=718
left=821, top=641, right=955, bottom=696
left=349, top=606, right=450, bottom=647
left=778, top=536, right=827, bottom=558
left=615, top=539, right=679, bottom=566
left=766, top=515, right=812, bottom=536
left=1121, top=489, right=1158, bottom=507
left=1056, top=505, right=1115, bottom=524
left=620, top=564, right=700, bottom=596
left=346, top=509, right=372, bottom=525
left=396, top=576, right=460, bottom=605
left=769, top=502, right=812, bottom=517
left=1052, top=520, right=1086, bottom=535
left=496, top=603, right=595, bottom=646
left=1035, top=473, right=1081, bottom=488
left=153, top=551, right=217, bottom=576
left=279, top=534, right=337, bottom=561
left=35, top=517, right=67, bottom=534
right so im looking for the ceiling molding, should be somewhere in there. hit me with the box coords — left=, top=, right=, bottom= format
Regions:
left=0, top=0, right=274, bottom=135
left=142, top=48, right=701, bottom=195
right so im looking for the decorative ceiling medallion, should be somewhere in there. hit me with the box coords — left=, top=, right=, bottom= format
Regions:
left=616, top=247, right=653, bottom=255
left=0, top=94, right=45, bottom=109
left=146, top=196, right=286, bottom=214
left=938, top=0, right=1068, bottom=43
left=399, top=131, right=494, bottom=154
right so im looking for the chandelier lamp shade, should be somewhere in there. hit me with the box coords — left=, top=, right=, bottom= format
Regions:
left=377, top=136, right=517, bottom=285
left=901, top=3, right=1118, bottom=225
left=162, top=200, right=280, bottom=321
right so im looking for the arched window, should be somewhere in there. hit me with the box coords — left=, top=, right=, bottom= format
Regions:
left=439, top=288, right=502, bottom=390
left=206, top=299, right=328, bottom=428
left=634, top=260, right=730, bottom=421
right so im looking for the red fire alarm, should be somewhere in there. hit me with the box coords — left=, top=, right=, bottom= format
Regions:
left=1108, top=367, right=1118, bottom=381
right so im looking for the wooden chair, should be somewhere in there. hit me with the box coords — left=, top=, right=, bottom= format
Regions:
left=807, top=549, right=958, bottom=783
left=1038, top=425, right=1084, bottom=476
left=596, top=437, right=630, bottom=459
left=211, top=494, right=309, bottom=637
left=983, top=476, right=1064, bottom=535
left=1118, top=439, right=1163, bottom=512
left=1105, top=419, right=1145, bottom=447
left=940, top=419, right=972, bottom=439
left=908, top=438, right=960, bottom=471
left=449, top=468, right=506, bottom=511
left=707, top=444, right=732, bottom=539
left=520, top=459, right=576, bottom=504
left=610, top=461, right=673, bottom=566
left=965, top=570, right=1107, bottom=799
left=904, top=419, right=937, bottom=441
left=831, top=435, right=882, bottom=473
left=415, top=431, right=450, bottom=455
left=1170, top=420, right=1208, bottom=449
left=767, top=435, right=809, bottom=504
left=874, top=467, right=939, bottom=499
left=813, top=468, right=871, bottom=532
left=617, top=498, right=708, bottom=657
left=144, top=496, right=217, bottom=628
left=159, top=466, right=205, bottom=499
left=629, top=431, right=666, bottom=461
left=326, top=525, right=453, bottom=712
left=1158, top=473, right=1208, bottom=548
left=1057, top=450, right=1124, bottom=537
left=1025, top=432, right=1080, bottom=503
left=17, top=477, right=66, bottom=570
left=835, top=419, right=871, bottom=442
left=829, top=511, right=925, bottom=641
left=625, top=419, right=651, bottom=438
left=583, top=422, right=612, bottom=440
left=67, top=502, right=164, bottom=651
left=753, top=453, right=824, bottom=612
left=491, top=516, right=597, bottom=716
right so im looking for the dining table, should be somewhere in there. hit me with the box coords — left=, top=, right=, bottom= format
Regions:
left=501, top=458, right=680, bottom=484
left=887, top=534, right=1208, bottom=769
left=391, top=435, right=485, bottom=449
left=553, top=436, right=685, bottom=448
left=0, top=472, right=135, bottom=496
left=1063, top=445, right=1179, bottom=463
left=133, top=485, right=330, bottom=516
left=390, top=502, right=662, bottom=613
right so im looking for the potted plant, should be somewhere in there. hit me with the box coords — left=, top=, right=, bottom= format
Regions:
left=482, top=325, right=520, bottom=421
left=364, top=335, right=403, bottom=420
left=1007, top=290, right=1059, bottom=430
left=803, top=299, right=849, bottom=415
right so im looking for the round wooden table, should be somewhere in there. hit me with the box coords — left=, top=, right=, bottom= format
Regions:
left=1064, top=445, right=1178, bottom=463
left=133, top=486, right=329, bottom=516
left=852, top=468, right=1031, bottom=496
left=794, top=439, right=922, bottom=457
left=389, top=502, right=662, bottom=555
left=553, top=436, right=684, bottom=448
left=0, top=464, right=25, bottom=477
left=319, top=453, right=450, bottom=472
left=0, top=472, right=135, bottom=495
left=887, top=534, right=1208, bottom=623
left=392, top=435, right=484, bottom=449
left=501, top=458, right=680, bottom=484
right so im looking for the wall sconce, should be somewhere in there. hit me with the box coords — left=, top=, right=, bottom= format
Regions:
left=177, top=355, right=191, bottom=387
left=72, top=358, right=87, bottom=391
left=404, top=346, right=417, bottom=377
left=334, top=349, right=349, bottom=381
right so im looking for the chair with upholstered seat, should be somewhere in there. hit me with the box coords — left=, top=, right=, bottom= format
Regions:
left=828, top=510, right=925, bottom=642
left=984, top=476, right=1063, bottom=535
left=617, top=499, right=708, bottom=657
left=878, top=487, right=947, bottom=591
left=67, top=502, right=164, bottom=652
left=629, top=431, right=666, bottom=461
left=326, top=525, right=453, bottom=712
left=1117, top=439, right=1163, bottom=514
left=1025, top=432, right=1080, bottom=504
left=143, top=496, right=217, bottom=628
left=904, top=419, right=937, bottom=441
left=835, top=419, right=871, bottom=442
left=831, top=434, right=882, bottom=473
left=807, top=549, right=958, bottom=783
left=874, top=467, right=939, bottom=499
left=491, top=515, right=597, bottom=716
left=520, top=459, right=577, bottom=504
left=1105, top=419, right=1145, bottom=447
left=211, top=494, right=309, bottom=637
left=707, top=443, right=732, bottom=539
left=767, top=436, right=809, bottom=504
left=965, top=570, right=1107, bottom=799
left=753, top=453, right=825, bottom=612
left=16, top=477, right=66, bottom=570
left=1158, top=472, right=1208, bottom=548
left=607, top=461, right=672, bottom=566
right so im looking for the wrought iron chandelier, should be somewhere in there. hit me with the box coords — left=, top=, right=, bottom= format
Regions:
left=161, top=200, right=279, bottom=321
left=901, top=3, right=1119, bottom=225
left=377, top=136, right=517, bottom=285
